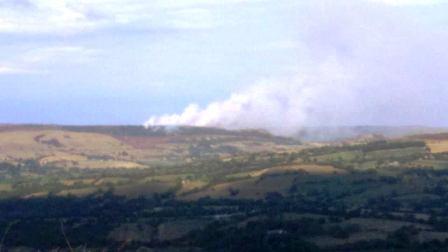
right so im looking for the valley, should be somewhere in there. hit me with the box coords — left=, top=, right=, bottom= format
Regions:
left=1, top=125, right=448, bottom=251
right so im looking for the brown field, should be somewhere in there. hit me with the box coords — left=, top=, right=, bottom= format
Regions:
left=426, top=140, right=448, bottom=153
left=0, top=130, right=135, bottom=162
left=407, top=132, right=448, bottom=153
left=39, top=153, right=145, bottom=169
left=0, top=129, right=186, bottom=168
left=0, top=183, right=12, bottom=192
left=39, top=153, right=87, bottom=166
left=115, top=135, right=172, bottom=148
left=178, top=179, right=208, bottom=194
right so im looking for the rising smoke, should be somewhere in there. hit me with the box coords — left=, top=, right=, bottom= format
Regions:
left=145, top=0, right=448, bottom=136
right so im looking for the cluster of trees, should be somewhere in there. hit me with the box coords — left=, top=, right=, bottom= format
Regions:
left=300, top=140, right=426, bottom=157
left=1, top=184, right=448, bottom=250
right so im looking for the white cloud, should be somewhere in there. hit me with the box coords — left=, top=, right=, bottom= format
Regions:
left=0, top=0, right=261, bottom=34
left=0, top=1, right=99, bottom=34
left=0, top=45, right=99, bottom=74
left=169, top=8, right=215, bottom=30
left=21, top=46, right=99, bottom=64
left=0, top=65, right=35, bottom=74
left=1, top=0, right=439, bottom=35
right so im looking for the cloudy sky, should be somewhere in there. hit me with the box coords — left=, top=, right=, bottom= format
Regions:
left=1, top=0, right=447, bottom=133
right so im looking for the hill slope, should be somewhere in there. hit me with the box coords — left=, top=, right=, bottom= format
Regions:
left=0, top=124, right=302, bottom=168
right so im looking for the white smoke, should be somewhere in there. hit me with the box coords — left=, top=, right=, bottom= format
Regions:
left=145, top=0, right=448, bottom=136
left=145, top=60, right=356, bottom=136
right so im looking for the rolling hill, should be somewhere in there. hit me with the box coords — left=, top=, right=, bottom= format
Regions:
left=0, top=124, right=302, bottom=169
left=2, top=125, right=448, bottom=251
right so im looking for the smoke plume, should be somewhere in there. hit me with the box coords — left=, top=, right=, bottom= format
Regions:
left=145, top=0, right=448, bottom=136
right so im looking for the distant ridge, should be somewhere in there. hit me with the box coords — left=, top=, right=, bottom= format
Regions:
left=294, top=126, right=448, bottom=142
left=1, top=124, right=446, bottom=143
left=0, top=124, right=297, bottom=143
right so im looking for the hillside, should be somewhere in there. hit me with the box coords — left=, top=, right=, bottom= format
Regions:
left=2, top=126, right=448, bottom=251
left=0, top=124, right=302, bottom=169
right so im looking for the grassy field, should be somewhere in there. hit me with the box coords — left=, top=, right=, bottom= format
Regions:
left=364, top=147, right=426, bottom=160
left=183, top=174, right=298, bottom=200
left=227, top=164, right=344, bottom=179
left=412, top=160, right=448, bottom=169
left=314, top=151, right=361, bottom=163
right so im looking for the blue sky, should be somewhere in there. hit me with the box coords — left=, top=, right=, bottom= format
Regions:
left=0, top=0, right=300, bottom=124
left=1, top=0, right=448, bottom=132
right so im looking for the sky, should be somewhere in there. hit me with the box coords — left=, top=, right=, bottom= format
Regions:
left=1, top=0, right=448, bottom=135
